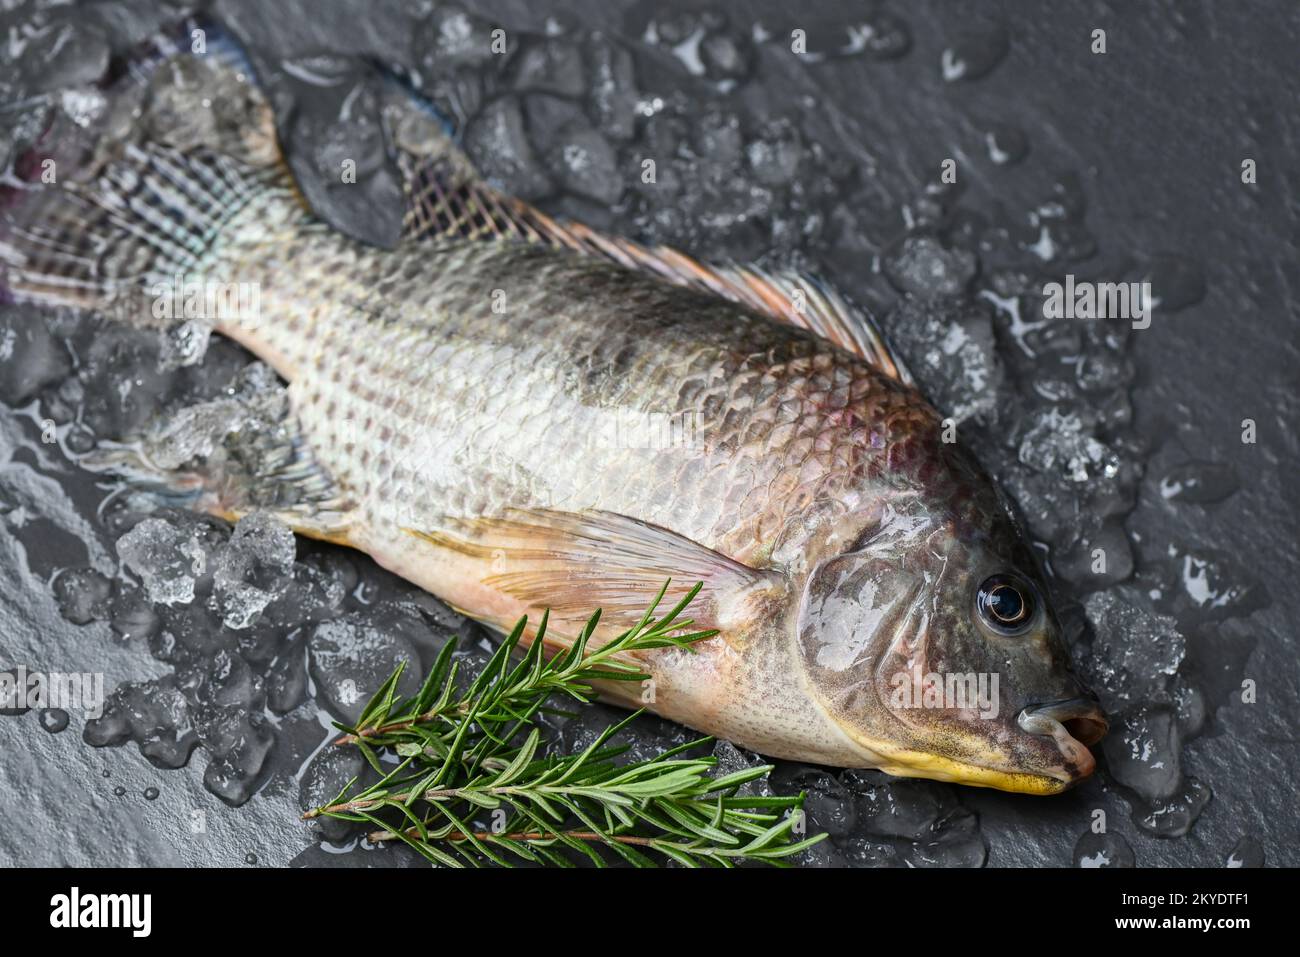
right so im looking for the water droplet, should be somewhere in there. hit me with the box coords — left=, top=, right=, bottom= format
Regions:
left=843, top=14, right=911, bottom=60
left=1169, top=545, right=1267, bottom=619
left=1159, top=461, right=1238, bottom=505
left=985, top=124, right=1027, bottom=166
left=941, top=26, right=1009, bottom=82
left=113, top=785, right=127, bottom=797
left=1131, top=776, right=1212, bottom=838
left=38, top=708, right=70, bottom=734
left=1225, top=836, right=1264, bottom=868
left=244, top=852, right=259, bottom=865
left=1074, top=830, right=1135, bottom=867
left=1138, top=255, right=1205, bottom=312
left=143, top=787, right=160, bottom=801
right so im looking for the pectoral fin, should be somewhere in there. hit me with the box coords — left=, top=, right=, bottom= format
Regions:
left=403, top=508, right=785, bottom=647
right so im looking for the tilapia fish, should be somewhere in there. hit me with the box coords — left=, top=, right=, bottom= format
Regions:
left=0, top=41, right=1105, bottom=794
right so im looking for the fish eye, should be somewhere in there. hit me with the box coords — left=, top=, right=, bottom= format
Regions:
left=975, top=574, right=1036, bottom=635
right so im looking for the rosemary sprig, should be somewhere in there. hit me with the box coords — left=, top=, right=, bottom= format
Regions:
left=334, top=581, right=708, bottom=747
left=304, top=581, right=826, bottom=867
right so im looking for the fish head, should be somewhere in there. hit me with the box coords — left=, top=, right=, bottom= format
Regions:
left=793, top=497, right=1106, bottom=794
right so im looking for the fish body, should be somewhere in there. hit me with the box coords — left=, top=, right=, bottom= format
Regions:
left=216, top=202, right=956, bottom=768
left=0, top=46, right=1105, bottom=793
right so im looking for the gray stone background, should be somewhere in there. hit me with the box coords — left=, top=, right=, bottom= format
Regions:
left=0, top=0, right=1295, bottom=867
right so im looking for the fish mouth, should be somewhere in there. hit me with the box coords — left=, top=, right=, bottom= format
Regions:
left=836, top=695, right=1108, bottom=795
left=1016, top=696, right=1109, bottom=781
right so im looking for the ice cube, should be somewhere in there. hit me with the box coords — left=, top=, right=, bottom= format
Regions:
left=1017, top=407, right=1121, bottom=483
left=711, top=740, right=773, bottom=797
left=212, top=511, right=296, bottom=630
left=307, top=611, right=423, bottom=724
left=883, top=234, right=977, bottom=297
left=115, top=517, right=204, bottom=606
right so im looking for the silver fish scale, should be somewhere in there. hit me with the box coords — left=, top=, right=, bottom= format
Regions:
left=215, top=201, right=951, bottom=571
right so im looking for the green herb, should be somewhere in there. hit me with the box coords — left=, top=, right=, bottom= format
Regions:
left=303, top=581, right=826, bottom=867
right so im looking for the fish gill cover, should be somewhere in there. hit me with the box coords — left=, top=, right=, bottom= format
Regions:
left=0, top=0, right=1293, bottom=868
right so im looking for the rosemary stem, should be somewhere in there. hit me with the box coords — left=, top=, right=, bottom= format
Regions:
left=333, top=705, right=458, bottom=745
left=367, top=827, right=660, bottom=847
left=304, top=784, right=523, bottom=819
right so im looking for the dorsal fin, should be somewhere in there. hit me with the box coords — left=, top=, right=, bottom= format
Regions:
left=398, top=155, right=913, bottom=384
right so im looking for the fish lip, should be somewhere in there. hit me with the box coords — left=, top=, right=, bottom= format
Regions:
left=1018, top=697, right=1109, bottom=745
left=1017, top=697, right=1108, bottom=780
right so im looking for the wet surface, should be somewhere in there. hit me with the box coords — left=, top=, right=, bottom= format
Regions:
left=1, top=0, right=1297, bottom=866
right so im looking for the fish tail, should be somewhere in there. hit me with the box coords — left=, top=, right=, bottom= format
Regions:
left=0, top=140, right=287, bottom=323
left=0, top=13, right=300, bottom=320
